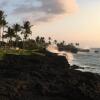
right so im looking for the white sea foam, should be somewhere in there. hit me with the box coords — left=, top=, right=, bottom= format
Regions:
left=46, top=45, right=74, bottom=64
left=47, top=45, right=100, bottom=74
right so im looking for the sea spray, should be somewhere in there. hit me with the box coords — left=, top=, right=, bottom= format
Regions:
left=47, top=46, right=100, bottom=74
left=46, top=45, right=74, bottom=64
left=66, top=52, right=74, bottom=64
left=46, top=45, right=59, bottom=54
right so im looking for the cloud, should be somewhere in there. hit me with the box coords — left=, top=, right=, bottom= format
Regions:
left=13, top=0, right=65, bottom=14
left=1, top=0, right=78, bottom=23
left=61, top=0, right=79, bottom=13
left=0, top=0, right=10, bottom=8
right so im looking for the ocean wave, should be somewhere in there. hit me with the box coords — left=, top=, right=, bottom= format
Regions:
left=46, top=45, right=100, bottom=74
left=46, top=45, right=74, bottom=64
left=72, top=49, right=100, bottom=74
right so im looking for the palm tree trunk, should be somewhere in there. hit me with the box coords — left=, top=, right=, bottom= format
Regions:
left=23, top=35, right=27, bottom=49
left=2, top=26, right=4, bottom=42
left=15, top=32, right=17, bottom=48
left=9, top=37, right=12, bottom=48
left=2, top=26, right=4, bottom=47
left=22, top=38, right=24, bottom=49
left=0, top=27, right=2, bottom=47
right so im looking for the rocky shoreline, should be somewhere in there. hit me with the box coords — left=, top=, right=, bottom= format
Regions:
left=0, top=52, right=100, bottom=100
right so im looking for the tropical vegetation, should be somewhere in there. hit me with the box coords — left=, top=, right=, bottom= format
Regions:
left=0, top=10, right=80, bottom=58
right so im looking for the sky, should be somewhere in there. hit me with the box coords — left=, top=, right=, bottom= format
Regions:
left=0, top=0, right=100, bottom=48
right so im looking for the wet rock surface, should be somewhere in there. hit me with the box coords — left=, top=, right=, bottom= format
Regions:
left=70, top=65, right=84, bottom=70
left=0, top=53, right=100, bottom=100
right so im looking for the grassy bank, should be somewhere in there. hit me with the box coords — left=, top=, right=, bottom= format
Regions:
left=0, top=48, right=45, bottom=59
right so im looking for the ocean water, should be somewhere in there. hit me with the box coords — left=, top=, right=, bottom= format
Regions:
left=71, top=48, right=100, bottom=74
left=47, top=45, right=100, bottom=74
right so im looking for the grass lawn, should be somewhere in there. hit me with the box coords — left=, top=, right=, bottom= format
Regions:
left=0, top=48, right=45, bottom=59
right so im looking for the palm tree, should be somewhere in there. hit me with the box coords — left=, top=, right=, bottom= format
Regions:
left=75, top=43, right=79, bottom=46
left=62, top=41, right=65, bottom=45
left=40, top=37, right=45, bottom=44
left=0, top=10, right=6, bottom=43
left=12, top=23, right=21, bottom=47
left=54, top=40, right=57, bottom=45
left=48, top=37, right=51, bottom=45
left=21, top=21, right=33, bottom=49
left=36, top=36, right=40, bottom=44
left=0, top=10, right=4, bottom=41
left=2, top=18, right=8, bottom=43
left=40, top=37, right=45, bottom=47
left=3, top=27, right=15, bottom=48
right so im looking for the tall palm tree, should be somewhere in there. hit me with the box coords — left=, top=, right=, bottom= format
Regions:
left=0, top=10, right=6, bottom=43
left=3, top=27, right=15, bottom=48
left=2, top=18, right=8, bottom=43
left=21, top=21, right=33, bottom=49
left=36, top=36, right=40, bottom=44
left=40, top=37, right=44, bottom=44
left=40, top=37, right=45, bottom=47
left=12, top=23, right=21, bottom=47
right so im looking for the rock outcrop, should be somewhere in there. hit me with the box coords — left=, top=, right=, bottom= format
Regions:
left=0, top=53, right=99, bottom=100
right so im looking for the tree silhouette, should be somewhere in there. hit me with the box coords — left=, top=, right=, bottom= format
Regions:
left=36, top=36, right=40, bottom=44
left=0, top=10, right=7, bottom=44
left=3, top=27, right=15, bottom=48
left=48, top=37, right=51, bottom=45
left=75, top=43, right=79, bottom=46
left=21, top=21, right=33, bottom=49
left=13, top=23, right=21, bottom=47
left=54, top=40, right=57, bottom=45
left=2, top=18, right=8, bottom=43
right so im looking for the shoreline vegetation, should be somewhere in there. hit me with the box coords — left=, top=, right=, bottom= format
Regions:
left=0, top=10, right=99, bottom=100
left=0, top=10, right=90, bottom=55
